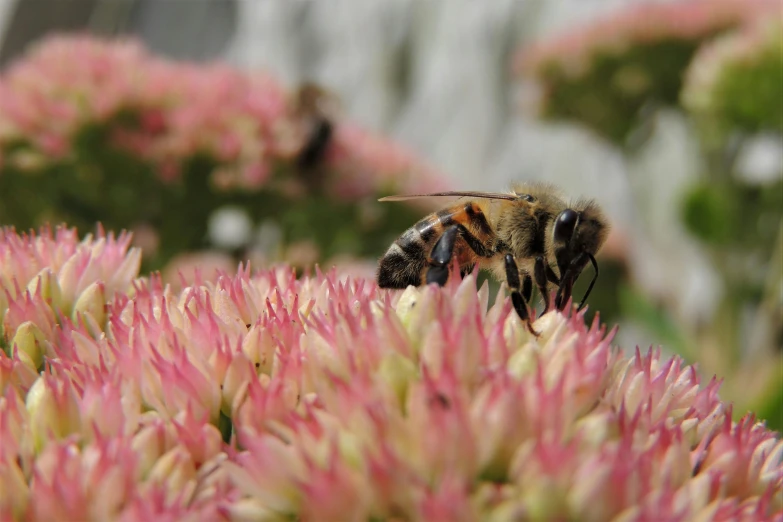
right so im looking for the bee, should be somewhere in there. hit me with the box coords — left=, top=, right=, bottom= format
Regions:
left=294, top=82, right=338, bottom=171
left=377, top=183, right=609, bottom=334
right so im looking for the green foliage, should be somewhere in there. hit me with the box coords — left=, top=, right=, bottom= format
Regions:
left=618, top=284, right=690, bottom=359
left=0, top=115, right=426, bottom=273
left=682, top=182, right=741, bottom=246
left=0, top=326, right=8, bottom=358
left=573, top=258, right=627, bottom=326
left=754, top=375, right=783, bottom=432
left=539, top=40, right=707, bottom=146
left=711, top=46, right=783, bottom=134
left=218, top=410, right=233, bottom=445
left=682, top=179, right=783, bottom=248
left=684, top=20, right=783, bottom=139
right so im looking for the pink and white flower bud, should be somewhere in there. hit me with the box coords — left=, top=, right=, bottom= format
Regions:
left=221, top=351, right=255, bottom=417
left=0, top=458, right=29, bottom=520
left=26, top=268, right=64, bottom=314
left=72, top=281, right=107, bottom=327
left=0, top=350, right=38, bottom=398
left=131, top=421, right=173, bottom=479
left=10, top=320, right=47, bottom=371
left=171, top=408, right=223, bottom=467
left=241, top=324, right=277, bottom=376
left=25, top=375, right=82, bottom=453
left=144, top=446, right=197, bottom=506
left=80, top=379, right=140, bottom=442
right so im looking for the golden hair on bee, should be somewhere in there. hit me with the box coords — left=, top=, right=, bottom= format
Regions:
left=377, top=183, right=609, bottom=334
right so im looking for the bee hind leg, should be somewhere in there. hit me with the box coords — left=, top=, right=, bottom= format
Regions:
left=504, top=254, right=539, bottom=336
left=426, top=225, right=460, bottom=286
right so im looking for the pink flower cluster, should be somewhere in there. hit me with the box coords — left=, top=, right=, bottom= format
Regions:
left=0, top=35, right=290, bottom=187
left=1, top=226, right=781, bottom=521
left=516, top=0, right=777, bottom=79
left=0, top=225, right=140, bottom=349
left=323, top=122, right=449, bottom=200
left=0, top=35, right=447, bottom=197
left=682, top=16, right=783, bottom=131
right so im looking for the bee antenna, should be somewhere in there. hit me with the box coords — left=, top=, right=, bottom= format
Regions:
left=576, top=253, right=599, bottom=312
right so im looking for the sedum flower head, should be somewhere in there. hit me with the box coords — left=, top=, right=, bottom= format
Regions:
left=0, top=225, right=141, bottom=349
left=0, top=227, right=780, bottom=521
left=514, top=0, right=778, bottom=145
left=682, top=16, right=783, bottom=136
left=0, top=35, right=448, bottom=199
left=516, top=0, right=776, bottom=80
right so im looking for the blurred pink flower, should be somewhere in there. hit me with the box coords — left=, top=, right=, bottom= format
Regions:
left=682, top=16, right=783, bottom=133
left=0, top=36, right=151, bottom=154
left=325, top=122, right=450, bottom=201
left=0, top=34, right=448, bottom=199
left=0, top=227, right=780, bottom=520
left=516, top=0, right=777, bottom=79
left=513, top=0, right=779, bottom=144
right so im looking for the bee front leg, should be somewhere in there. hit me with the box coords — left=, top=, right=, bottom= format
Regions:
left=554, top=252, right=599, bottom=311
left=504, top=254, right=539, bottom=336
left=554, top=257, right=581, bottom=310
left=534, top=256, right=551, bottom=315
left=426, top=225, right=460, bottom=286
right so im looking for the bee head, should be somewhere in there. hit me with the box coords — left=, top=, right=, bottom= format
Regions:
left=552, top=202, right=609, bottom=276
left=553, top=209, right=579, bottom=244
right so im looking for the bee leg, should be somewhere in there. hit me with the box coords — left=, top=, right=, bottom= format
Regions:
left=426, top=225, right=460, bottom=286
left=546, top=265, right=560, bottom=286
left=555, top=252, right=593, bottom=311
left=576, top=253, right=599, bottom=311
left=522, top=273, right=533, bottom=303
left=534, top=256, right=551, bottom=315
left=504, top=254, right=539, bottom=336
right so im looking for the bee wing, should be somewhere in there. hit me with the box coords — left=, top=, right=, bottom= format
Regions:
left=379, top=191, right=518, bottom=202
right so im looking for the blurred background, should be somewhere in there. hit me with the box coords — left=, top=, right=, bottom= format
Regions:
left=0, top=0, right=780, bottom=428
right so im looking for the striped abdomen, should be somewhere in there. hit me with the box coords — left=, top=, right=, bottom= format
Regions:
left=377, top=202, right=495, bottom=288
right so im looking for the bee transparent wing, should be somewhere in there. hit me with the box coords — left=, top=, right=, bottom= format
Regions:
left=379, top=191, right=518, bottom=202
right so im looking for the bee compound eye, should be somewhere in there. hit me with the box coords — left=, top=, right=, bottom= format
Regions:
left=554, top=209, right=579, bottom=243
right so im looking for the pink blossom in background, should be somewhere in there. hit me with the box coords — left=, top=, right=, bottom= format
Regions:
left=138, top=63, right=290, bottom=188
left=0, top=34, right=449, bottom=199
left=516, top=0, right=778, bottom=79
left=681, top=16, right=783, bottom=130
left=325, top=122, right=450, bottom=201
left=0, top=36, right=157, bottom=159
left=0, top=226, right=781, bottom=521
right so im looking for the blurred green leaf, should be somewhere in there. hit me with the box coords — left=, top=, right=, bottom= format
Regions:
left=573, top=258, right=626, bottom=326
left=618, top=284, right=689, bottom=358
left=539, top=39, right=706, bottom=146
left=682, top=182, right=740, bottom=245
left=754, top=377, right=783, bottom=432
left=682, top=179, right=783, bottom=249
left=683, top=20, right=783, bottom=137
left=0, top=326, right=9, bottom=357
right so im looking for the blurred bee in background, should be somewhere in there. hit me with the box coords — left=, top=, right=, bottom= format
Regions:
left=293, top=82, right=340, bottom=191
left=377, top=183, right=609, bottom=334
